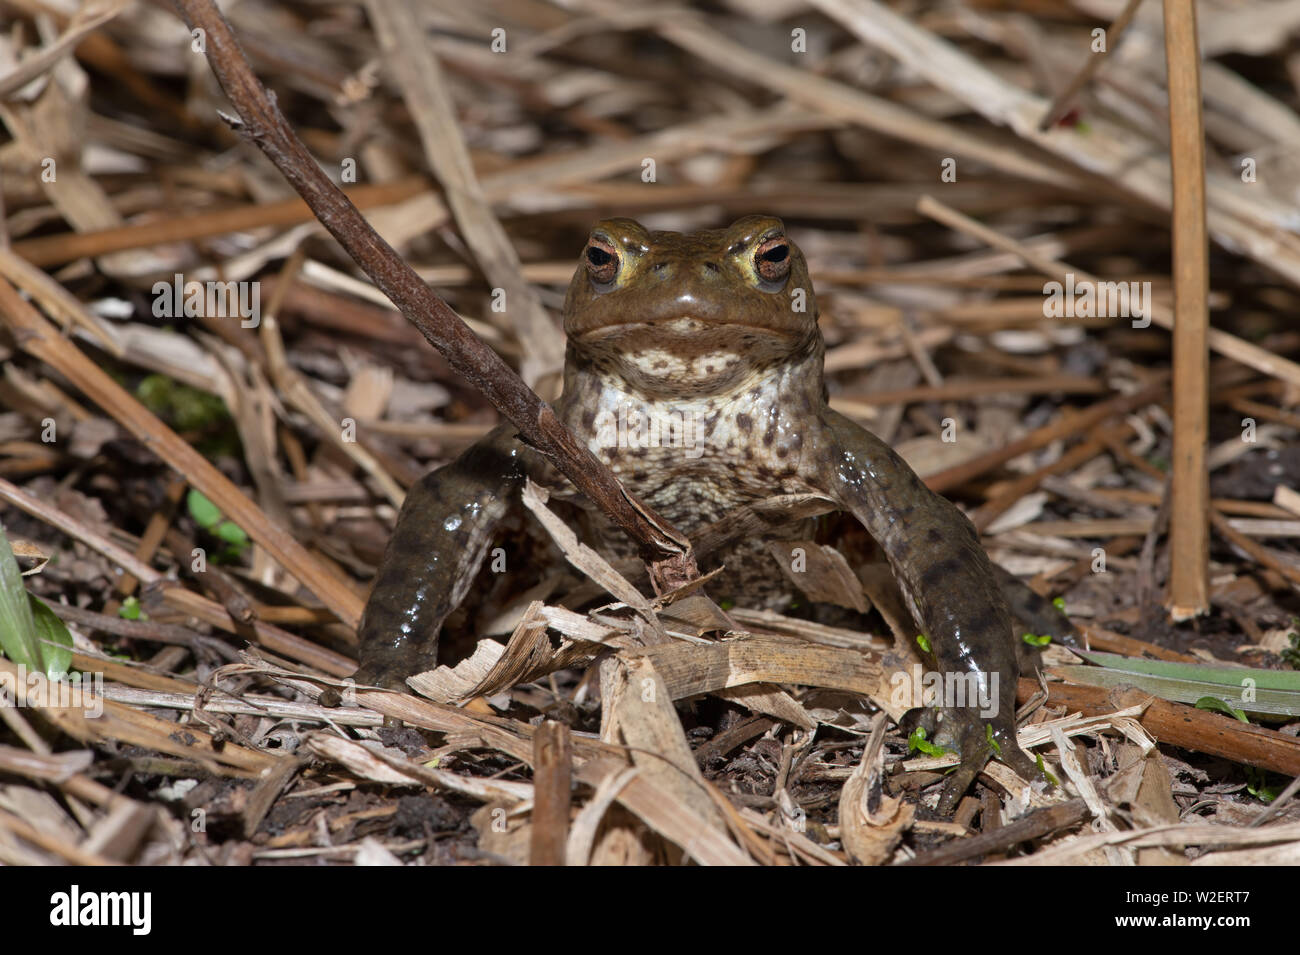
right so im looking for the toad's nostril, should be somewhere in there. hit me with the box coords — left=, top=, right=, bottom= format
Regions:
left=703, top=262, right=720, bottom=273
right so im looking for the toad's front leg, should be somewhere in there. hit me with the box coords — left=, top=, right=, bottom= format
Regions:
left=816, top=410, right=1040, bottom=811
left=354, top=424, right=527, bottom=690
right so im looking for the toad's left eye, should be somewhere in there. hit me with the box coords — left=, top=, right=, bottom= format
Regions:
left=585, top=237, right=620, bottom=285
left=755, top=236, right=790, bottom=283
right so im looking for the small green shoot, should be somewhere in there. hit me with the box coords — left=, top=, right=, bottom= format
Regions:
left=186, top=489, right=250, bottom=562
left=1246, top=770, right=1281, bottom=803
left=985, top=723, right=1002, bottom=755
left=1195, top=696, right=1247, bottom=723
left=186, top=488, right=222, bottom=529
left=907, top=725, right=948, bottom=758
left=1022, top=632, right=1052, bottom=647
left=1035, top=753, right=1060, bottom=787
left=915, top=633, right=931, bottom=653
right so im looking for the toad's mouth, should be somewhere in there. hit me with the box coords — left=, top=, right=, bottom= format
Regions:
left=572, top=315, right=799, bottom=341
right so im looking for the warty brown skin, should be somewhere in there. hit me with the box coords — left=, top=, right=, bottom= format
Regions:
left=355, top=215, right=1062, bottom=810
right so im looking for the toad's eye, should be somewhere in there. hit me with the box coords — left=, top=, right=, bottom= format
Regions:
left=755, top=236, right=790, bottom=283
left=585, top=238, right=619, bottom=285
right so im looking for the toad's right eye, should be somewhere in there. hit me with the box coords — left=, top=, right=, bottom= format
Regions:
left=585, top=238, right=619, bottom=285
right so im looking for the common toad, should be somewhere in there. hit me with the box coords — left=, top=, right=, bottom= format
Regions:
left=355, top=216, right=1067, bottom=809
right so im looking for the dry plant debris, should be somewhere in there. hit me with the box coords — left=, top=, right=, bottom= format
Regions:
left=0, top=0, right=1297, bottom=868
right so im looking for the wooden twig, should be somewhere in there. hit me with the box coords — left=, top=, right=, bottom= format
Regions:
left=902, top=798, right=1090, bottom=866
left=0, top=277, right=366, bottom=632
left=970, top=426, right=1127, bottom=532
left=1136, top=476, right=1174, bottom=629
left=364, top=0, right=563, bottom=388
left=915, top=195, right=1300, bottom=390
left=0, top=0, right=134, bottom=98
left=45, top=602, right=218, bottom=653
left=9, top=178, right=429, bottom=268
left=0, top=475, right=356, bottom=676
left=1036, top=0, right=1146, bottom=131
left=530, top=721, right=573, bottom=866
left=1209, top=509, right=1300, bottom=590
left=925, top=379, right=1166, bottom=494
left=1162, top=0, right=1211, bottom=619
left=847, top=376, right=1107, bottom=406
left=1076, top=622, right=1199, bottom=663
left=170, top=0, right=699, bottom=594
left=1020, top=681, right=1300, bottom=777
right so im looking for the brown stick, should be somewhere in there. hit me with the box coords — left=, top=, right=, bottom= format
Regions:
left=0, top=278, right=365, bottom=631
left=8, top=178, right=428, bottom=268
left=169, top=0, right=698, bottom=593
left=971, top=430, right=1118, bottom=532
left=530, top=721, right=573, bottom=866
left=915, top=195, right=1300, bottom=390
left=1037, top=0, right=1146, bottom=131
left=116, top=478, right=187, bottom=601
left=902, top=798, right=1090, bottom=866
left=1019, top=680, right=1300, bottom=777
left=1162, top=0, right=1211, bottom=620
left=1076, top=622, right=1199, bottom=663
left=1209, top=509, right=1300, bottom=590
left=924, top=379, right=1166, bottom=494
left=847, top=375, right=1107, bottom=406
left=0, top=475, right=356, bottom=676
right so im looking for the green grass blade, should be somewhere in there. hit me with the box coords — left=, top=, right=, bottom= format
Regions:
left=1073, top=649, right=1300, bottom=692
left=1056, top=663, right=1300, bottom=717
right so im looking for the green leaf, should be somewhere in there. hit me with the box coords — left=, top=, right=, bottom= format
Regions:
left=186, top=488, right=223, bottom=529
left=1022, top=632, right=1052, bottom=647
left=214, top=520, right=249, bottom=548
left=915, top=633, right=931, bottom=653
left=28, top=595, right=73, bottom=679
left=1195, top=696, right=1247, bottom=723
left=119, top=597, right=143, bottom=621
left=0, top=521, right=44, bottom=673
left=908, top=726, right=948, bottom=757
left=1052, top=596, right=1066, bottom=612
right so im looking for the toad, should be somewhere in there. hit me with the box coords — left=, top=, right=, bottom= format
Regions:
left=354, top=216, right=1068, bottom=809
